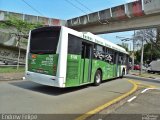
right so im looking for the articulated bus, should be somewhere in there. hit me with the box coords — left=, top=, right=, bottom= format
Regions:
left=25, top=26, right=129, bottom=88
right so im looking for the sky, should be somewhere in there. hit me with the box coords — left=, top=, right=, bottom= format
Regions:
left=0, top=0, right=135, bottom=49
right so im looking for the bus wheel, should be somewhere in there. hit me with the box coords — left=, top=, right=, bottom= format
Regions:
left=94, top=70, right=102, bottom=86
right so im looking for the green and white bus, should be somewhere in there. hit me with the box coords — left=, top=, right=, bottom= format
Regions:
left=25, top=26, right=129, bottom=88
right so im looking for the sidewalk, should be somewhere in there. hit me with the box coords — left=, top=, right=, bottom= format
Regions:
left=129, top=70, right=160, bottom=79
left=0, top=72, right=24, bottom=81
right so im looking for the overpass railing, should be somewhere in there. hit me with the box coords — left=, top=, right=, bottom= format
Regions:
left=67, top=0, right=160, bottom=27
left=0, top=10, right=66, bottom=26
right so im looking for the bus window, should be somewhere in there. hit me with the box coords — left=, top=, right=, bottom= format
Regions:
left=105, top=48, right=108, bottom=55
left=110, top=50, right=115, bottom=64
left=106, top=49, right=114, bottom=63
left=113, top=51, right=117, bottom=64
left=82, top=43, right=92, bottom=59
left=118, top=54, right=122, bottom=64
left=123, top=54, right=127, bottom=65
left=96, top=45, right=103, bottom=52
left=68, top=34, right=82, bottom=55
left=30, top=27, right=60, bottom=54
left=94, top=45, right=105, bottom=60
left=118, top=53, right=126, bottom=64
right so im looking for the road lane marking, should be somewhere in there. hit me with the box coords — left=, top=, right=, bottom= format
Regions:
left=140, top=88, right=160, bottom=96
left=134, top=81, right=141, bottom=84
left=75, top=80, right=138, bottom=120
left=141, top=88, right=158, bottom=94
left=138, top=83, right=157, bottom=88
left=141, top=88, right=149, bottom=93
left=148, top=85, right=157, bottom=88
left=127, top=79, right=158, bottom=88
left=127, top=96, right=137, bottom=102
left=146, top=88, right=160, bottom=90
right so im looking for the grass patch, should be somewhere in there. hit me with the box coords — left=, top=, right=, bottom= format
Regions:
left=0, top=67, right=25, bottom=73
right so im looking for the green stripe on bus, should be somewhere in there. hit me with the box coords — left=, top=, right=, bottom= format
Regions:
left=65, top=54, right=123, bottom=87
left=66, top=54, right=81, bottom=87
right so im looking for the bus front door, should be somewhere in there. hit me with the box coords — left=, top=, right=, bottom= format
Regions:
left=80, top=43, right=92, bottom=84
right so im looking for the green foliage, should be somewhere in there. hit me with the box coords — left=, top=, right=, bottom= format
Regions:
left=0, top=67, right=25, bottom=73
left=0, top=15, right=43, bottom=36
left=0, top=15, right=43, bottom=49
left=135, top=43, right=160, bottom=64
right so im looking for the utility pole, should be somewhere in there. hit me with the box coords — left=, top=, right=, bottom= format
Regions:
left=151, top=43, right=152, bottom=61
left=132, top=31, right=135, bottom=70
left=140, top=30, right=144, bottom=75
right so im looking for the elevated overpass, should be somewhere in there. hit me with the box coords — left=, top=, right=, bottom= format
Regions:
left=1, top=0, right=160, bottom=63
left=67, top=0, right=160, bottom=34
left=0, top=10, right=66, bottom=26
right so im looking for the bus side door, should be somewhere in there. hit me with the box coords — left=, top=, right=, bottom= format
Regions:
left=80, top=42, right=93, bottom=84
left=115, top=52, right=119, bottom=77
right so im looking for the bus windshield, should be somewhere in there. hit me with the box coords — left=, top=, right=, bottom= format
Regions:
left=30, top=27, right=60, bottom=54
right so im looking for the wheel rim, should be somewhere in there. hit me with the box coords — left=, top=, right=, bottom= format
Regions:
left=96, top=73, right=101, bottom=83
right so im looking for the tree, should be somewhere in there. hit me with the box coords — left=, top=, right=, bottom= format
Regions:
left=135, top=43, right=160, bottom=64
left=132, top=28, right=160, bottom=73
left=134, top=28, right=160, bottom=51
left=0, top=15, right=42, bottom=40
left=0, top=15, right=43, bottom=69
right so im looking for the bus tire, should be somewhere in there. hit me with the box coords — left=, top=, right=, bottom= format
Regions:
left=94, top=70, right=102, bottom=86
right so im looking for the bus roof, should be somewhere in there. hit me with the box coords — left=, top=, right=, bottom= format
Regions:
left=81, top=32, right=128, bottom=54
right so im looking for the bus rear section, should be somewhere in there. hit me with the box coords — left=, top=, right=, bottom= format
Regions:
left=25, top=27, right=64, bottom=87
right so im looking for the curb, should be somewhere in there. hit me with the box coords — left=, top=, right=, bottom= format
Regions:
left=124, top=75, right=160, bottom=83
left=0, top=77, right=25, bottom=82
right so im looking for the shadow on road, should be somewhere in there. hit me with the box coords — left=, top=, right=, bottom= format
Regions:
left=9, top=78, right=121, bottom=96
left=10, top=80, right=90, bottom=96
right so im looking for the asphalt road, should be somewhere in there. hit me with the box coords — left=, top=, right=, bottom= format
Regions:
left=1, top=76, right=160, bottom=120
left=114, top=89, right=160, bottom=114
left=97, top=89, right=160, bottom=120
left=0, top=79, right=132, bottom=115
left=89, top=76, right=160, bottom=120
